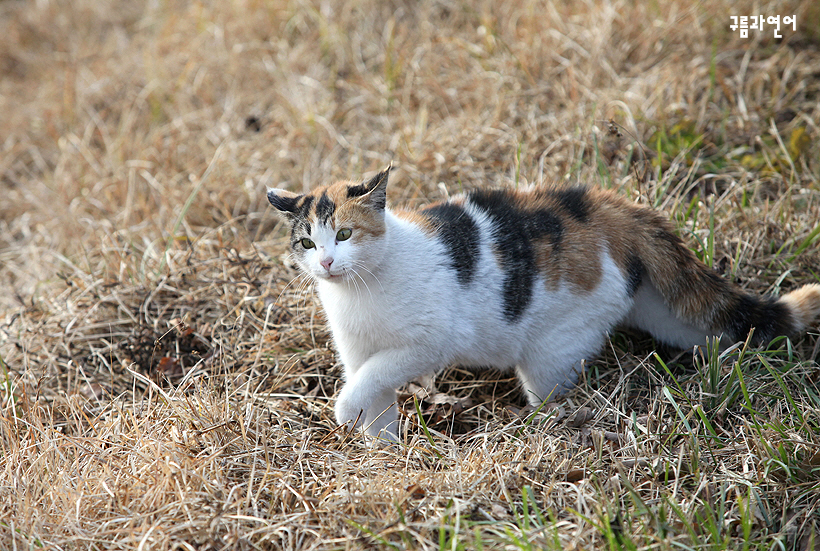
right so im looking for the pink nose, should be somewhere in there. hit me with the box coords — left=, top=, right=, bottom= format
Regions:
left=320, top=257, right=334, bottom=271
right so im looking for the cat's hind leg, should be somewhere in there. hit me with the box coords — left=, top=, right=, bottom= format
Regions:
left=623, top=281, right=713, bottom=349
left=515, top=363, right=577, bottom=406
left=516, top=331, right=608, bottom=405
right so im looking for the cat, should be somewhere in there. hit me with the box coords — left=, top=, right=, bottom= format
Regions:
left=267, top=165, right=820, bottom=440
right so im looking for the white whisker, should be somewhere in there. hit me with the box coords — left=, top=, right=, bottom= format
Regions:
left=346, top=267, right=364, bottom=302
left=346, top=266, right=372, bottom=301
left=349, top=260, right=384, bottom=295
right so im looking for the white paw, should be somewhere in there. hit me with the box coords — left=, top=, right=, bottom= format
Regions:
left=363, top=402, right=400, bottom=441
left=334, top=387, right=366, bottom=430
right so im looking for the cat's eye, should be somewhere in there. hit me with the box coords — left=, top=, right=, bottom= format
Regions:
left=300, top=238, right=315, bottom=249
left=336, top=228, right=352, bottom=241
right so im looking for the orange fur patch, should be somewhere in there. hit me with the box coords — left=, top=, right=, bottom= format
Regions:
left=394, top=209, right=440, bottom=234
left=305, top=180, right=386, bottom=241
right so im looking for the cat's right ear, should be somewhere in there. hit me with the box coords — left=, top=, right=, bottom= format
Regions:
left=360, top=163, right=392, bottom=210
left=267, top=188, right=303, bottom=216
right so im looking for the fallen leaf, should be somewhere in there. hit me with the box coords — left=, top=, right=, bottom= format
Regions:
left=490, top=502, right=508, bottom=518
left=788, top=126, right=810, bottom=161
left=565, top=468, right=586, bottom=482
left=405, top=483, right=426, bottom=499
left=566, top=406, right=595, bottom=428
left=156, top=356, right=182, bottom=378
left=79, top=383, right=107, bottom=400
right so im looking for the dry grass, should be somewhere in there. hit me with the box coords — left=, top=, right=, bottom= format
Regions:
left=2, top=0, right=820, bottom=549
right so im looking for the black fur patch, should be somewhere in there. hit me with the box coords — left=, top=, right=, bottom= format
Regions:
left=315, top=193, right=335, bottom=223
left=290, top=220, right=313, bottom=250
left=625, top=255, right=644, bottom=297
left=296, top=195, right=314, bottom=218
left=365, top=170, right=389, bottom=210
left=420, top=203, right=480, bottom=286
left=287, top=196, right=314, bottom=249
left=267, top=191, right=301, bottom=214
left=552, top=187, right=589, bottom=222
left=346, top=183, right=369, bottom=199
left=724, top=294, right=794, bottom=344
left=347, top=168, right=390, bottom=210
left=468, top=190, right=563, bottom=321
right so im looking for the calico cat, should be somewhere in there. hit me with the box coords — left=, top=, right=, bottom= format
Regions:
left=267, top=165, right=820, bottom=440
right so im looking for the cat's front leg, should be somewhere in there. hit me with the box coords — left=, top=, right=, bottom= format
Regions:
left=363, top=388, right=399, bottom=440
left=335, top=347, right=434, bottom=441
left=335, top=383, right=398, bottom=439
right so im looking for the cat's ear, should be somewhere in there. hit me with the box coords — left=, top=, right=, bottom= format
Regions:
left=267, top=188, right=303, bottom=216
left=360, top=163, right=392, bottom=210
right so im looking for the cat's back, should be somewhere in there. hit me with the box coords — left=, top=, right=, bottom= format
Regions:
left=401, top=185, right=639, bottom=317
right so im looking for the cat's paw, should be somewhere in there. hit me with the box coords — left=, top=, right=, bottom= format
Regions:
left=336, top=384, right=400, bottom=441
left=334, top=389, right=366, bottom=431
left=364, top=404, right=399, bottom=442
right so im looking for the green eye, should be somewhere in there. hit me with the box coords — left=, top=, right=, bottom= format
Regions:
left=336, top=228, right=352, bottom=241
left=300, top=238, right=315, bottom=249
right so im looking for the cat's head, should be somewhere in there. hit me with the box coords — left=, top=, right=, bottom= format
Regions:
left=267, top=166, right=391, bottom=283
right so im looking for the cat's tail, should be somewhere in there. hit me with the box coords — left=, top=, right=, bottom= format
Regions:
left=622, top=205, right=820, bottom=347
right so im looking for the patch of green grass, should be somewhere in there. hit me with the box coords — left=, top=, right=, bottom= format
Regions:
left=649, top=116, right=813, bottom=192
left=473, top=487, right=562, bottom=551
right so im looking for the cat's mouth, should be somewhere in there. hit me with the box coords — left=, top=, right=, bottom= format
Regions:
left=317, top=270, right=346, bottom=282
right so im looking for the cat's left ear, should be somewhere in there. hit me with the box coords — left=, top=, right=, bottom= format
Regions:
left=266, top=188, right=303, bottom=216
left=361, top=163, right=392, bottom=210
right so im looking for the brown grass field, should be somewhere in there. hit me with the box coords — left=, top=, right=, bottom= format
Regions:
left=1, top=0, right=820, bottom=549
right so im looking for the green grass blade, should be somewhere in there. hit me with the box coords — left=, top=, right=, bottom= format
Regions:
left=414, top=395, right=443, bottom=460
left=787, top=223, right=820, bottom=262
left=759, top=353, right=804, bottom=426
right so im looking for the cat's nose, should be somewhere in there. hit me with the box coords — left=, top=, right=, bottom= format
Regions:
left=320, top=257, right=334, bottom=271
